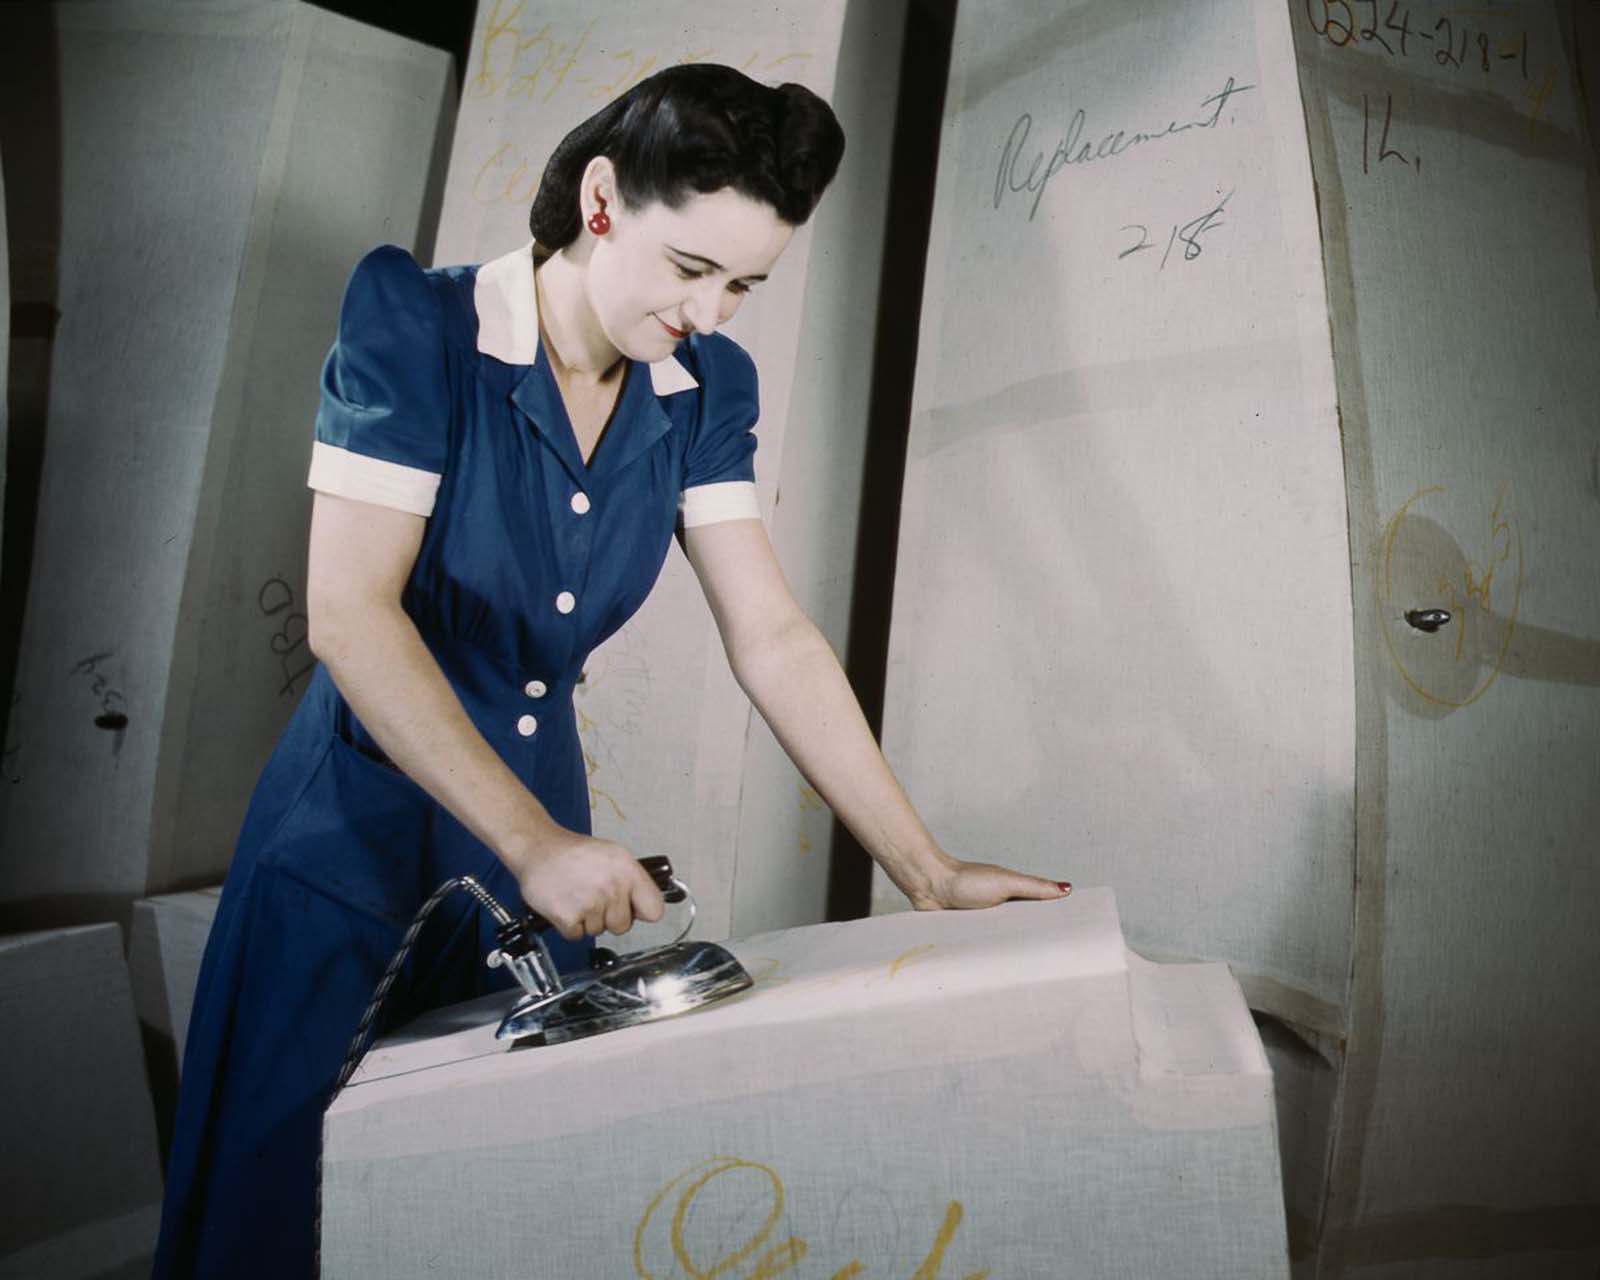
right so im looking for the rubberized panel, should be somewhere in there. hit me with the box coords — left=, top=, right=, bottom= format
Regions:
left=872, top=0, right=1356, bottom=1035
left=0, top=3, right=455, bottom=908
left=325, top=889, right=1289, bottom=1278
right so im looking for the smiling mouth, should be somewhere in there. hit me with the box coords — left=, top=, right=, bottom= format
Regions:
left=656, top=316, right=686, bottom=340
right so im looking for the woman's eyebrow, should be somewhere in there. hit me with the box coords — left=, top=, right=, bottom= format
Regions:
left=665, top=244, right=722, bottom=269
left=665, top=244, right=767, bottom=282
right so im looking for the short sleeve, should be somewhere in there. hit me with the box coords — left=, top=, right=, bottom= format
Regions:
left=307, top=245, right=448, bottom=517
left=678, top=334, right=762, bottom=529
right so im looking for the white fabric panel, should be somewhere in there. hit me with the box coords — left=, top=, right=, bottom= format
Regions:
left=432, top=0, right=904, bottom=939
left=307, top=440, right=442, bottom=517
left=870, top=0, right=1355, bottom=1026
left=0, top=924, right=161, bottom=1272
left=324, top=889, right=1289, bottom=1277
left=724, top=0, right=909, bottom=934
left=128, top=886, right=221, bottom=1072
left=1290, top=5, right=1600, bottom=1273
left=0, top=3, right=455, bottom=902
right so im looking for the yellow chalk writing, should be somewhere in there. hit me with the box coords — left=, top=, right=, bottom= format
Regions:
left=798, top=785, right=825, bottom=853
left=747, top=957, right=785, bottom=987
left=576, top=706, right=627, bottom=821
left=912, top=1203, right=989, bottom=1280
left=1524, top=65, right=1556, bottom=135
left=887, top=945, right=936, bottom=980
left=635, top=1155, right=987, bottom=1278
left=471, top=142, right=540, bottom=207
left=1380, top=483, right=1522, bottom=709
left=471, top=1, right=592, bottom=102
left=466, top=5, right=814, bottom=106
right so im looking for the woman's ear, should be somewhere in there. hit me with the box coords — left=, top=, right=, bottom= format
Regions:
left=579, top=154, right=620, bottom=224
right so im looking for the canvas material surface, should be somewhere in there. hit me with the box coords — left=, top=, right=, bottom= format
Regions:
left=324, top=889, right=1289, bottom=1277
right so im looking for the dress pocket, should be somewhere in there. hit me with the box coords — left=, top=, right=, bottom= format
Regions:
left=259, top=735, right=436, bottom=932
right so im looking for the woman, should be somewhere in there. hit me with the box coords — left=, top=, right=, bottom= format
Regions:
left=154, top=64, right=1070, bottom=1277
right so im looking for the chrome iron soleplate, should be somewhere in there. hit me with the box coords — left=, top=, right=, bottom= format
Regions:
left=495, top=940, right=752, bottom=1045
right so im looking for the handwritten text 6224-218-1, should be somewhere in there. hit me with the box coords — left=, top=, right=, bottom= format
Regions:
left=1303, top=2, right=1555, bottom=136
left=1304, top=0, right=1531, bottom=79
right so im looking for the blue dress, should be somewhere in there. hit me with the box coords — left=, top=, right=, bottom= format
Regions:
left=153, top=242, right=763, bottom=1278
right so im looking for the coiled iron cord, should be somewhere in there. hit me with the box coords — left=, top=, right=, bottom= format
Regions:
left=314, top=874, right=512, bottom=1275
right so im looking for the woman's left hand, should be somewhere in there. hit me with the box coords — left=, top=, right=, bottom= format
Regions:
left=903, top=854, right=1071, bottom=912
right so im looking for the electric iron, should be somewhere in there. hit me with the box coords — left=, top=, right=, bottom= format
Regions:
left=481, top=855, right=752, bottom=1045
left=334, top=856, right=750, bottom=1103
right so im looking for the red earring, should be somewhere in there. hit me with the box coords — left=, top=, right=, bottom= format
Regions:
left=587, top=209, right=611, bottom=236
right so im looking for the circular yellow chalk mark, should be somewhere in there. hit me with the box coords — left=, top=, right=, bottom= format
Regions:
left=1379, top=485, right=1522, bottom=710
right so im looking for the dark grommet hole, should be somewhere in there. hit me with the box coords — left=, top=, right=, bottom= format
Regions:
left=1404, top=608, right=1451, bottom=634
left=95, top=713, right=129, bottom=731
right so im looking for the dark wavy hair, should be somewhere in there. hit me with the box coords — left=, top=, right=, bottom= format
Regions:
left=528, top=64, right=845, bottom=249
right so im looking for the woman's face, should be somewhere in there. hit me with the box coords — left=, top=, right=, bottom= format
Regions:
left=584, top=178, right=795, bottom=361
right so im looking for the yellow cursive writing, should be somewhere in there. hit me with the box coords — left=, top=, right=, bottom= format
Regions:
left=471, top=142, right=541, bottom=207
left=634, top=1156, right=989, bottom=1279
left=466, top=3, right=815, bottom=107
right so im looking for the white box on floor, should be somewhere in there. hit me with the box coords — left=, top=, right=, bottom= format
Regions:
left=128, top=887, right=221, bottom=1071
left=0, top=924, right=162, bottom=1278
left=323, top=889, right=1288, bottom=1278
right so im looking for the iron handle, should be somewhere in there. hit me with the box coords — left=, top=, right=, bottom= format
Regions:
left=486, top=858, right=697, bottom=999
left=639, top=855, right=689, bottom=904
left=512, top=855, right=685, bottom=937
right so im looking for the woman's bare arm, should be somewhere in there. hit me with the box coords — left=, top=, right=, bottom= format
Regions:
left=683, top=517, right=1069, bottom=909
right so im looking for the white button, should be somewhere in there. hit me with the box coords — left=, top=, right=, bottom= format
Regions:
left=570, top=492, right=591, bottom=515
left=555, top=591, right=576, bottom=615
left=524, top=680, right=547, bottom=698
left=517, top=714, right=538, bottom=737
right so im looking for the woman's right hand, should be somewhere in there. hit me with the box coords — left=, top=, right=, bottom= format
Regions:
left=511, top=835, right=668, bottom=942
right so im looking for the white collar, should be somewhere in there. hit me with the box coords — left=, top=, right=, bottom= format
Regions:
left=473, top=240, right=698, bottom=396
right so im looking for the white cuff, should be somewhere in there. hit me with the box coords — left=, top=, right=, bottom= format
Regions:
left=679, top=480, right=760, bottom=528
left=307, top=441, right=441, bottom=517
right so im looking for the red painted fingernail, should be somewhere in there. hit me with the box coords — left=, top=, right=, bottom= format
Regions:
left=1056, top=881, right=1072, bottom=892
